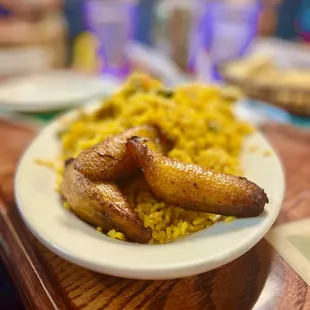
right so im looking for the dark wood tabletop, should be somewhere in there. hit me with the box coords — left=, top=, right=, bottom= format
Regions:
left=0, top=118, right=310, bottom=310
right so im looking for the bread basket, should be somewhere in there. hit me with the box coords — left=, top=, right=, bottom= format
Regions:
left=219, top=37, right=310, bottom=118
left=220, top=62, right=310, bottom=116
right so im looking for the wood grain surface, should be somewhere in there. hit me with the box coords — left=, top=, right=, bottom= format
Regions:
left=0, top=119, right=310, bottom=310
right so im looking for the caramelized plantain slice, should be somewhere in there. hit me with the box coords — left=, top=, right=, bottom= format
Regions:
left=62, top=159, right=151, bottom=243
left=126, top=137, right=269, bottom=217
left=74, top=125, right=169, bottom=181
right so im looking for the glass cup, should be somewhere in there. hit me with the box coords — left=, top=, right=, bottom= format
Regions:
left=83, top=0, right=138, bottom=78
left=189, top=0, right=262, bottom=82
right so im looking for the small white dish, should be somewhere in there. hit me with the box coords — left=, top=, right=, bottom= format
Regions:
left=0, top=71, right=120, bottom=112
left=15, top=103, right=285, bottom=280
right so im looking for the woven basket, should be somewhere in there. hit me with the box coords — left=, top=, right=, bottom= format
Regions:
left=220, top=63, right=310, bottom=117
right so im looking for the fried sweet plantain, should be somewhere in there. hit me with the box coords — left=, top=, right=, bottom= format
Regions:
left=74, top=125, right=169, bottom=181
left=127, top=137, right=269, bottom=217
left=62, top=159, right=151, bottom=243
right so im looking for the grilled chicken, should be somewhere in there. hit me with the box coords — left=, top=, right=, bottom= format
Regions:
left=127, top=137, right=269, bottom=217
left=62, top=159, right=151, bottom=243
left=74, top=125, right=169, bottom=181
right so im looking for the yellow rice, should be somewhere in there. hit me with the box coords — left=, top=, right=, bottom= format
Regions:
left=57, top=73, right=253, bottom=244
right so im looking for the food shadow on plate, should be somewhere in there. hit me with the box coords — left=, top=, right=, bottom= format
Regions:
left=58, top=204, right=267, bottom=245
left=58, top=209, right=140, bottom=245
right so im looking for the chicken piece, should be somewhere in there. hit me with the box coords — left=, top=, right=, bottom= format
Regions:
left=62, top=159, right=151, bottom=243
left=126, top=137, right=269, bottom=217
left=74, top=125, right=169, bottom=181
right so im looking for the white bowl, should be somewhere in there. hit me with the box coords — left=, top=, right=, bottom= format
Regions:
left=0, top=71, right=120, bottom=112
left=15, top=103, right=285, bottom=280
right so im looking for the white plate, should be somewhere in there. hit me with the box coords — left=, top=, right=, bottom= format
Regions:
left=15, top=103, right=285, bottom=280
left=0, top=71, right=120, bottom=112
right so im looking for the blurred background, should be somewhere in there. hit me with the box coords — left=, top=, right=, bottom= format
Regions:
left=0, top=0, right=295, bottom=79
left=1, top=0, right=310, bottom=307
left=0, top=0, right=310, bottom=124
left=0, top=0, right=309, bottom=76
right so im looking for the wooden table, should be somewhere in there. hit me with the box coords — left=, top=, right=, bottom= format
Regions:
left=0, top=118, right=310, bottom=310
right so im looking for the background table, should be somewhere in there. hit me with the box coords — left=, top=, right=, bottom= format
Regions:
left=0, top=118, right=310, bottom=310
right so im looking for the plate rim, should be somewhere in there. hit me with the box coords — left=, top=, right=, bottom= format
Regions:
left=0, top=72, right=121, bottom=112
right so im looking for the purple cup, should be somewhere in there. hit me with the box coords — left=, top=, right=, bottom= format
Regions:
left=0, top=5, right=12, bottom=16
left=188, top=1, right=262, bottom=81
left=83, top=0, right=137, bottom=77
